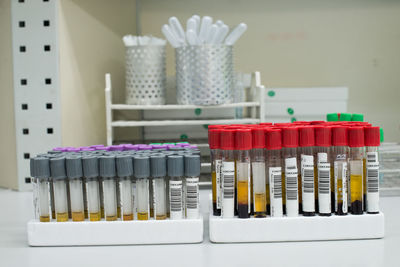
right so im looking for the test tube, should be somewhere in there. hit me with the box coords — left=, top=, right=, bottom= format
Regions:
left=209, top=128, right=222, bottom=216
left=220, top=129, right=236, bottom=218
left=134, top=156, right=150, bottom=220
left=314, top=126, right=332, bottom=216
left=364, top=126, right=380, bottom=214
left=348, top=127, right=364, bottom=215
left=34, top=157, right=51, bottom=222
left=50, top=157, right=69, bottom=222
left=82, top=155, right=101, bottom=221
left=251, top=128, right=267, bottom=218
left=282, top=127, right=299, bottom=217
left=266, top=128, right=283, bottom=217
left=332, top=126, right=349, bottom=215
left=30, top=158, right=39, bottom=220
left=299, top=126, right=315, bottom=216
left=235, top=129, right=252, bottom=219
left=168, top=155, right=184, bottom=220
left=66, top=156, right=85, bottom=221
left=150, top=154, right=167, bottom=220
left=116, top=155, right=134, bottom=221
left=99, top=155, right=118, bottom=221
left=184, top=154, right=201, bottom=219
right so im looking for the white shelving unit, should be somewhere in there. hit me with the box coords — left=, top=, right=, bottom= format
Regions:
left=105, top=72, right=266, bottom=146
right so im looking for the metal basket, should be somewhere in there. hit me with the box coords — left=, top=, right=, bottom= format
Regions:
left=125, top=45, right=166, bottom=105
left=175, top=45, right=234, bottom=105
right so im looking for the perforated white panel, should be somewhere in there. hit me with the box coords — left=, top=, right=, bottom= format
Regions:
left=11, top=0, right=61, bottom=191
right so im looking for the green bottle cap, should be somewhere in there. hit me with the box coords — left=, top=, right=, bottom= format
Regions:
left=327, top=113, right=339, bottom=122
left=339, top=113, right=352, bottom=121
left=351, top=114, right=364, bottom=122
left=380, top=128, right=384, bottom=143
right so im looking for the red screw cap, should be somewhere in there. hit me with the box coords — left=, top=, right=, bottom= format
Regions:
left=332, top=126, right=348, bottom=146
left=348, top=127, right=364, bottom=147
left=252, top=128, right=265, bottom=149
left=220, top=129, right=235, bottom=150
left=364, top=126, right=380, bottom=147
left=208, top=129, right=221, bottom=149
left=235, top=129, right=252, bottom=150
left=266, top=129, right=282, bottom=150
left=299, top=126, right=315, bottom=147
left=315, top=126, right=331, bottom=147
left=282, top=127, right=299, bottom=148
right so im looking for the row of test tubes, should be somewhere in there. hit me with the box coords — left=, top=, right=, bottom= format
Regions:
left=30, top=143, right=201, bottom=222
left=209, top=121, right=381, bottom=218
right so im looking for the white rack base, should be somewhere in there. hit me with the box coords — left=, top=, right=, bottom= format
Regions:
left=209, top=213, right=384, bottom=243
left=28, top=216, right=203, bottom=246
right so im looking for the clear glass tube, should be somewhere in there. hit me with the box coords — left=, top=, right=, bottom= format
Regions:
left=267, top=149, right=283, bottom=217
left=99, top=177, right=105, bottom=218
left=211, top=149, right=222, bottom=216
left=300, top=147, right=315, bottom=216
left=350, top=147, right=364, bottom=214
left=53, top=178, right=69, bottom=222
left=169, top=175, right=183, bottom=220
left=102, top=177, right=118, bottom=221
left=38, top=178, right=51, bottom=222
left=236, top=150, right=251, bottom=219
left=119, top=177, right=133, bottom=220
left=69, top=178, right=85, bottom=221
left=284, top=147, right=299, bottom=217
left=137, top=178, right=149, bottom=220
left=49, top=179, right=56, bottom=219
left=153, top=178, right=167, bottom=220
left=166, top=176, right=170, bottom=218
left=86, top=178, right=101, bottom=221
left=221, top=150, right=235, bottom=218
left=82, top=178, right=88, bottom=219
left=251, top=148, right=266, bottom=218
left=365, top=146, right=379, bottom=213
left=149, top=178, right=154, bottom=218
left=315, top=147, right=331, bottom=216
left=186, top=176, right=199, bottom=219
left=66, top=180, right=72, bottom=219
left=32, top=177, right=39, bottom=220
left=333, top=146, right=349, bottom=215
left=116, top=179, right=121, bottom=218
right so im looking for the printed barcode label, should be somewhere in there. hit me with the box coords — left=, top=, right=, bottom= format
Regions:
left=221, top=161, right=235, bottom=218
left=318, top=163, right=330, bottom=194
left=216, top=160, right=222, bottom=209
left=186, top=178, right=199, bottom=209
left=318, top=153, right=328, bottom=164
left=367, top=152, right=378, bottom=163
left=301, top=155, right=315, bottom=212
left=269, top=167, right=283, bottom=217
left=367, top=163, right=379, bottom=193
left=286, top=173, right=298, bottom=200
left=170, top=181, right=182, bottom=212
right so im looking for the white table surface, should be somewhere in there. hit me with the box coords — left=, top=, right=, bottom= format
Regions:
left=0, top=188, right=399, bottom=267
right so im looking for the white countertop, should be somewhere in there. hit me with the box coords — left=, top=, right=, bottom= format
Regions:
left=0, top=188, right=399, bottom=267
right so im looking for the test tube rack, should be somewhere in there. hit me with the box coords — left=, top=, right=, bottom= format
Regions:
left=208, top=205, right=384, bottom=243
left=27, top=216, right=203, bottom=246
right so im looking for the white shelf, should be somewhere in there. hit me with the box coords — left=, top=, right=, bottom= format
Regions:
left=111, top=102, right=259, bottom=110
left=111, top=118, right=260, bottom=127
left=27, top=216, right=203, bottom=246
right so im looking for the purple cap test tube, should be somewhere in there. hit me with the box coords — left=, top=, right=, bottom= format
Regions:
left=66, top=148, right=80, bottom=152
left=138, top=145, right=152, bottom=151
left=151, top=144, right=168, bottom=149
left=108, top=145, right=124, bottom=151
left=53, top=147, right=65, bottom=151
left=124, top=144, right=139, bottom=151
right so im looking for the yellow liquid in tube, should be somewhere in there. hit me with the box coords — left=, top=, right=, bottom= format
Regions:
left=137, top=212, right=149, bottom=220
left=89, top=212, right=101, bottom=221
left=72, top=211, right=85, bottom=222
left=56, top=212, right=69, bottom=222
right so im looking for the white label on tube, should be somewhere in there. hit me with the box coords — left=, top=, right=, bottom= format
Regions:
left=186, top=177, right=199, bottom=219
left=367, top=162, right=379, bottom=213
left=318, top=153, right=328, bottom=164
left=318, top=162, right=331, bottom=214
left=221, top=161, right=235, bottom=218
left=285, top=157, right=298, bottom=217
left=216, top=159, right=222, bottom=209
left=301, top=155, right=315, bottom=213
left=335, top=162, right=348, bottom=213
left=367, top=152, right=378, bottom=163
left=169, top=180, right=183, bottom=220
left=269, top=167, right=283, bottom=217
left=152, top=179, right=157, bottom=218
left=342, top=163, right=348, bottom=213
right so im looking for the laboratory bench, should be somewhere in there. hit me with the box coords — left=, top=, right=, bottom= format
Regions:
left=0, top=188, right=399, bottom=267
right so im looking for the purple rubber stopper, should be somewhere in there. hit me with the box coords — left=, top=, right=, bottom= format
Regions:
left=124, top=144, right=138, bottom=151
left=81, top=148, right=95, bottom=151
left=188, top=145, right=198, bottom=149
left=66, top=148, right=80, bottom=152
left=109, top=145, right=124, bottom=151
left=138, top=145, right=152, bottom=150
left=151, top=144, right=168, bottom=149
left=53, top=147, right=65, bottom=151
left=90, top=144, right=105, bottom=148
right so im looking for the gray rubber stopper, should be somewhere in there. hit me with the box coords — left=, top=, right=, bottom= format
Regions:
left=66, top=155, right=83, bottom=179
left=167, top=155, right=184, bottom=177
left=150, top=154, right=166, bottom=178
left=82, top=155, right=99, bottom=178
left=184, top=154, right=201, bottom=177
left=133, top=156, right=150, bottom=178
left=50, top=157, right=67, bottom=179
left=99, top=155, right=116, bottom=178
left=34, top=157, right=50, bottom=179
left=116, top=155, right=133, bottom=177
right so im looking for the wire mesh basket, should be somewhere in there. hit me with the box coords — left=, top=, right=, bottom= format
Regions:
left=125, top=45, right=166, bottom=105
left=175, top=45, right=234, bottom=105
